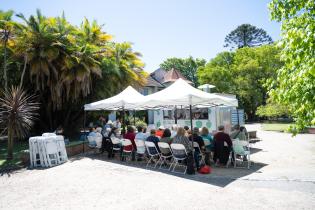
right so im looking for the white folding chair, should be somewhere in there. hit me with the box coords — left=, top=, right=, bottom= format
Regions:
left=145, top=141, right=160, bottom=168
left=233, top=140, right=251, bottom=169
left=157, top=142, right=173, bottom=170
left=111, top=137, right=121, bottom=154
left=42, top=133, right=57, bottom=137
left=193, top=142, right=205, bottom=166
left=44, top=138, right=60, bottom=167
left=135, top=139, right=146, bottom=159
left=170, top=143, right=187, bottom=174
left=121, top=139, right=133, bottom=161
left=95, top=136, right=103, bottom=149
left=55, top=135, right=68, bottom=163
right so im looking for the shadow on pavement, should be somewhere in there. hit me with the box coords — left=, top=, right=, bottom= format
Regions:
left=80, top=151, right=268, bottom=188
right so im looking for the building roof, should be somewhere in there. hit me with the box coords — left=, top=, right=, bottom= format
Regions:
left=145, top=75, right=165, bottom=88
left=161, top=68, right=192, bottom=84
left=150, top=68, right=166, bottom=84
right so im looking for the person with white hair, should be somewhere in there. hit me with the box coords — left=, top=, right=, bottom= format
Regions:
left=171, top=124, right=178, bottom=138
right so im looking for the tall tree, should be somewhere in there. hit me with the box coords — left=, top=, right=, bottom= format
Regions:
left=0, top=10, right=15, bottom=91
left=269, top=0, right=315, bottom=133
left=160, top=56, right=206, bottom=87
left=224, top=24, right=273, bottom=50
left=197, top=45, right=282, bottom=120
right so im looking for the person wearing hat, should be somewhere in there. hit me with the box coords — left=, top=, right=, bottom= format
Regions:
left=155, top=125, right=165, bottom=138
left=189, top=127, right=205, bottom=169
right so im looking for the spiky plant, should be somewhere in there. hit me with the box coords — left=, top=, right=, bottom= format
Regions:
left=0, top=87, right=39, bottom=160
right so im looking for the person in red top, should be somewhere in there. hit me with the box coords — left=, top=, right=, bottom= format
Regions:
left=213, top=125, right=232, bottom=166
left=123, top=126, right=137, bottom=152
left=155, top=126, right=164, bottom=138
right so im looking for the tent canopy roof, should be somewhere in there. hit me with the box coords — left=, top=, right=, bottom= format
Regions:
left=84, top=86, right=145, bottom=111
left=134, top=78, right=238, bottom=109
left=84, top=79, right=238, bottom=111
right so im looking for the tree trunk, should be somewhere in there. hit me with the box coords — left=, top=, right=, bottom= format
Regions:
left=7, top=124, right=14, bottom=160
left=19, top=55, right=28, bottom=88
left=3, top=38, right=8, bottom=91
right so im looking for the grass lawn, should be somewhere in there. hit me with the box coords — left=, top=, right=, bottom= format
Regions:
left=0, top=141, right=29, bottom=171
left=261, top=123, right=294, bottom=132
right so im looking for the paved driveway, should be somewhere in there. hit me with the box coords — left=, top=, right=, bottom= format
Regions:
left=0, top=124, right=314, bottom=210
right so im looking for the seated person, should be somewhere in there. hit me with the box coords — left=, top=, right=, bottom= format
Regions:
left=155, top=126, right=164, bottom=138
left=230, top=125, right=246, bottom=140
left=173, top=127, right=193, bottom=154
left=171, top=124, right=178, bottom=138
left=189, top=127, right=205, bottom=169
left=123, top=126, right=136, bottom=151
left=135, top=126, right=147, bottom=141
left=183, top=126, right=191, bottom=137
left=146, top=129, right=160, bottom=152
left=88, top=127, right=97, bottom=137
left=160, top=128, right=173, bottom=145
left=200, top=127, right=214, bottom=151
left=213, top=125, right=232, bottom=166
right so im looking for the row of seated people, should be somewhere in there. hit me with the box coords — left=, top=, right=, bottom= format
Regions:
left=89, top=123, right=241, bottom=168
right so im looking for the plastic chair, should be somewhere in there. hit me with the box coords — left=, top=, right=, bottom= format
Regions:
left=145, top=141, right=160, bottom=168
left=42, top=133, right=57, bottom=137
left=55, top=135, right=68, bottom=163
left=121, top=139, right=133, bottom=161
left=135, top=139, right=146, bottom=158
left=170, top=143, right=187, bottom=174
left=157, top=142, right=173, bottom=170
left=45, top=139, right=60, bottom=167
left=233, top=140, right=251, bottom=169
left=111, top=137, right=121, bottom=154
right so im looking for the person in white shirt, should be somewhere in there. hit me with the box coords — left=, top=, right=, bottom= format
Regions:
left=135, top=126, right=147, bottom=140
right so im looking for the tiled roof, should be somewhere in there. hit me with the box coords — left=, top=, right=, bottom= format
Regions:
left=162, top=68, right=192, bottom=84
left=150, top=68, right=166, bottom=83
left=145, top=75, right=165, bottom=87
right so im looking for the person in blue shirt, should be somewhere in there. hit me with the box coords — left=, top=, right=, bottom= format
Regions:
left=88, top=127, right=97, bottom=137
left=135, top=126, right=147, bottom=141
left=146, top=129, right=160, bottom=153
left=200, top=127, right=214, bottom=165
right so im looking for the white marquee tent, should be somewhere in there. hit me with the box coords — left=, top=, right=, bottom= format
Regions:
left=84, top=86, right=146, bottom=111
left=133, top=78, right=237, bottom=109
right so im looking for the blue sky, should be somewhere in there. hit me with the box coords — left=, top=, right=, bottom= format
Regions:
left=2, top=0, right=280, bottom=72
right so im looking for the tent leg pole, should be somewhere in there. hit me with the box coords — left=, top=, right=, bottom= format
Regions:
left=175, top=105, right=177, bottom=124
left=134, top=110, right=136, bottom=126
left=83, top=110, right=86, bottom=154
left=122, top=107, right=126, bottom=135
left=190, top=105, right=193, bottom=148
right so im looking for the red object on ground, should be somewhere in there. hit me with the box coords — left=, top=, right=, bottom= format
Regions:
left=198, top=165, right=211, bottom=174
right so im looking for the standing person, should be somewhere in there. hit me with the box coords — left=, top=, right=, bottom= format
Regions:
left=189, top=127, right=205, bottom=169
left=213, top=125, right=233, bottom=166
left=160, top=128, right=173, bottom=145
left=123, top=126, right=136, bottom=160
left=135, top=126, right=147, bottom=141
left=146, top=129, right=160, bottom=152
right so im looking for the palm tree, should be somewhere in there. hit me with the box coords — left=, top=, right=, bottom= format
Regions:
left=0, top=10, right=15, bottom=91
left=0, top=86, right=39, bottom=160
